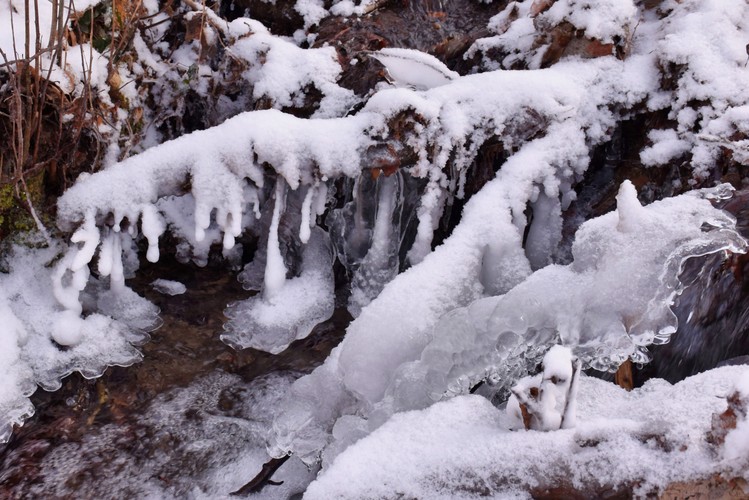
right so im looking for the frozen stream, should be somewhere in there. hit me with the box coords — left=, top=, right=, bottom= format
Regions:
left=0, top=259, right=350, bottom=498
left=1, top=190, right=749, bottom=499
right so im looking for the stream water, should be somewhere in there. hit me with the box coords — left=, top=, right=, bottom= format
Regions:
left=0, top=258, right=351, bottom=499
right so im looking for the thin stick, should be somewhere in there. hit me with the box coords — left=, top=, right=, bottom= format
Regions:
left=230, top=455, right=291, bottom=496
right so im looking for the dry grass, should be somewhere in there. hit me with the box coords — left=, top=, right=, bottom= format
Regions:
left=0, top=0, right=157, bottom=238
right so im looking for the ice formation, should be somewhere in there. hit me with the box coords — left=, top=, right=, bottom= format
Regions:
left=222, top=226, right=335, bottom=353
left=269, top=183, right=746, bottom=465
left=54, top=53, right=645, bottom=359
left=2, top=0, right=749, bottom=469
left=0, top=243, right=158, bottom=443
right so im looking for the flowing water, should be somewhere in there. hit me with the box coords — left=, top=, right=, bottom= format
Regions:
left=0, top=257, right=351, bottom=499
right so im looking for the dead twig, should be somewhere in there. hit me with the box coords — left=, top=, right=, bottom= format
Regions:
left=230, top=455, right=291, bottom=496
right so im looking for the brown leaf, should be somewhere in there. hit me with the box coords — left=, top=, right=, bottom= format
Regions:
left=530, top=0, right=555, bottom=17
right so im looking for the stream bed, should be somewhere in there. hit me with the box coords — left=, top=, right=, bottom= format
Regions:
left=0, top=258, right=350, bottom=499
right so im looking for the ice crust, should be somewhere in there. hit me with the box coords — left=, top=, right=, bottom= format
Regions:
left=0, top=243, right=157, bottom=443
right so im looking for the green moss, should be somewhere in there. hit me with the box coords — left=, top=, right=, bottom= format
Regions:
left=0, top=171, right=48, bottom=240
left=0, top=182, right=15, bottom=228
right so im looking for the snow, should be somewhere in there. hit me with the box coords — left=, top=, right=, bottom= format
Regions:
left=265, top=0, right=749, bottom=466
left=507, top=345, right=580, bottom=431
left=541, top=0, right=638, bottom=43
left=723, top=372, right=749, bottom=466
left=0, top=0, right=55, bottom=60
left=229, top=21, right=357, bottom=118
left=2, top=1, right=749, bottom=495
left=53, top=55, right=645, bottom=359
left=305, top=366, right=749, bottom=499
left=471, top=0, right=749, bottom=180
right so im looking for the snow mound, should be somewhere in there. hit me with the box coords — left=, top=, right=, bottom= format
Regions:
left=305, top=366, right=749, bottom=499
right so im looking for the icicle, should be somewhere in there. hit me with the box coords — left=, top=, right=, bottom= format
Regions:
left=194, top=201, right=212, bottom=242
left=300, top=184, right=315, bottom=244
left=407, top=174, right=445, bottom=265
left=110, top=231, right=125, bottom=292
left=51, top=252, right=89, bottom=315
left=92, top=226, right=126, bottom=293
left=524, top=191, right=562, bottom=270
left=230, top=199, right=243, bottom=237
left=52, top=213, right=99, bottom=316
left=349, top=174, right=400, bottom=316
left=264, top=178, right=288, bottom=301
left=140, top=205, right=166, bottom=263
left=70, top=214, right=100, bottom=272
left=313, top=182, right=328, bottom=216
left=222, top=214, right=235, bottom=250
left=371, top=178, right=396, bottom=259
left=112, top=210, right=121, bottom=233
left=98, top=230, right=115, bottom=277
left=223, top=225, right=236, bottom=250
left=217, top=196, right=244, bottom=250
left=245, top=186, right=262, bottom=219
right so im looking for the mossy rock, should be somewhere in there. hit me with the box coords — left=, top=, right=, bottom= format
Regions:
left=0, top=171, right=49, bottom=241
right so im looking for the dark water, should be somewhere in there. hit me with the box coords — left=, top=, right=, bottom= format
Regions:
left=637, top=190, right=749, bottom=384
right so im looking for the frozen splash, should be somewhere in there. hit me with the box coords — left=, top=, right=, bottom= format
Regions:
left=392, top=182, right=746, bottom=408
